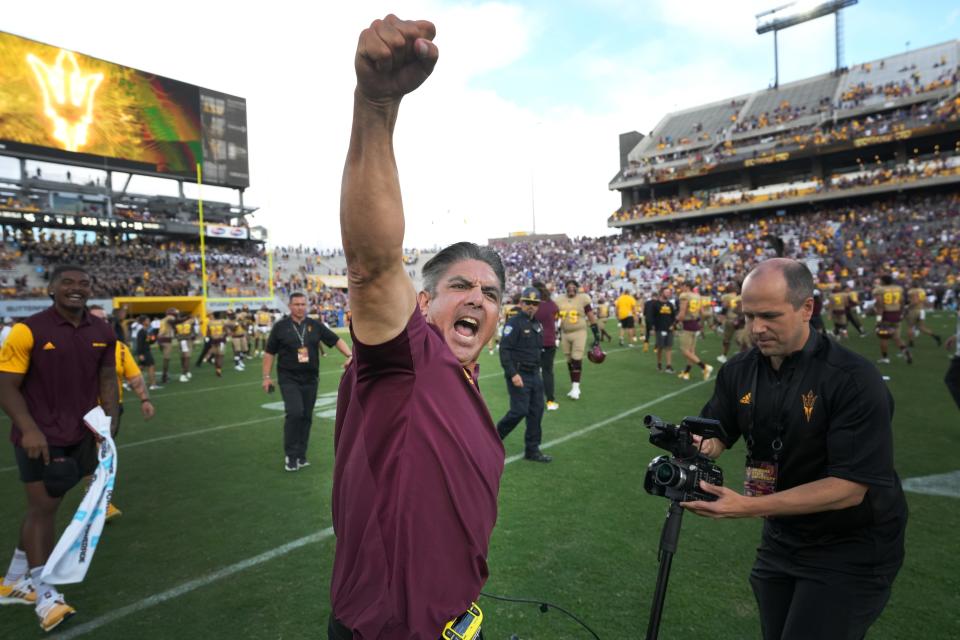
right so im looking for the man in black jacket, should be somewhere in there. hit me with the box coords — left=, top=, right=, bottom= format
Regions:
left=496, top=287, right=550, bottom=462
left=683, top=259, right=907, bottom=640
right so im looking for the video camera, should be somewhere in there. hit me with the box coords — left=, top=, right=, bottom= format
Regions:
left=643, top=414, right=726, bottom=502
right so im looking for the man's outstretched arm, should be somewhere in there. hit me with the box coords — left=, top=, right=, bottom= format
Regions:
left=341, top=15, right=438, bottom=346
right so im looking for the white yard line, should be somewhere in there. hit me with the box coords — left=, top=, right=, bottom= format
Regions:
left=56, top=379, right=708, bottom=638
left=0, top=416, right=278, bottom=473
left=0, top=346, right=638, bottom=474
left=504, top=380, right=709, bottom=463
left=149, top=364, right=347, bottom=400
left=901, top=470, right=960, bottom=498
left=56, top=530, right=334, bottom=640
left=0, top=375, right=513, bottom=474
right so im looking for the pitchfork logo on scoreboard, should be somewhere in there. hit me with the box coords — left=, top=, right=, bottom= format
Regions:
left=0, top=31, right=249, bottom=188
left=26, top=49, right=104, bottom=152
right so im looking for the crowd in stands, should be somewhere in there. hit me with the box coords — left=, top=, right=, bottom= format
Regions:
left=651, top=100, right=746, bottom=153
left=2, top=190, right=959, bottom=318
left=622, top=53, right=959, bottom=187
left=0, top=230, right=275, bottom=298
left=490, top=236, right=624, bottom=299
left=11, top=231, right=193, bottom=297
left=838, top=57, right=959, bottom=110
left=480, top=191, right=955, bottom=314
left=2, top=196, right=40, bottom=212
left=172, top=244, right=267, bottom=297
left=732, top=97, right=833, bottom=134
left=613, top=150, right=960, bottom=224
left=0, top=243, right=28, bottom=298
left=531, top=191, right=960, bottom=311
left=624, top=97, right=959, bottom=186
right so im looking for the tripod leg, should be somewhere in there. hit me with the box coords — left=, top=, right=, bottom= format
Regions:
left=646, top=501, right=685, bottom=640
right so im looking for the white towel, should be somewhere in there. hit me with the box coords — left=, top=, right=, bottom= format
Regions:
left=41, top=407, right=116, bottom=585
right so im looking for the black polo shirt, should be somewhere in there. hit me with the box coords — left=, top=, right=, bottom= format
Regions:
left=702, top=328, right=907, bottom=572
left=265, top=316, right=339, bottom=381
left=652, top=300, right=677, bottom=332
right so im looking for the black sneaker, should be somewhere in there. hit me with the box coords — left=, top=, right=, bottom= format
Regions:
left=524, top=450, right=553, bottom=463
left=284, top=456, right=298, bottom=472
left=297, top=458, right=311, bottom=469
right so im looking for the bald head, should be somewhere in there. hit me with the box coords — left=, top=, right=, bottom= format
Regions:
left=744, top=259, right=813, bottom=310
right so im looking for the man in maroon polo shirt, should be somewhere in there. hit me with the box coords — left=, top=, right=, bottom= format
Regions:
left=330, top=15, right=505, bottom=640
left=0, top=264, right=119, bottom=633
left=533, top=281, right=560, bottom=411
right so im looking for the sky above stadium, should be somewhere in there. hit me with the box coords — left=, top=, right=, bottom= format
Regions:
left=2, top=0, right=958, bottom=250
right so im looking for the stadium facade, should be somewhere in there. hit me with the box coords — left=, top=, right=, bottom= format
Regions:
left=609, top=40, right=959, bottom=228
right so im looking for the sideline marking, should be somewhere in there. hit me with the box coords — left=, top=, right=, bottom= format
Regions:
left=902, top=470, right=960, bottom=498
left=505, top=380, right=709, bottom=463
left=0, top=372, right=511, bottom=474
left=56, top=379, right=707, bottom=638
left=0, top=416, right=277, bottom=473
left=150, top=364, right=347, bottom=401
left=0, top=346, right=636, bottom=473
left=56, top=529, right=334, bottom=640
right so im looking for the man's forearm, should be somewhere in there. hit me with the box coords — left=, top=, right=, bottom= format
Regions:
left=340, top=92, right=416, bottom=345
left=335, top=339, right=352, bottom=359
left=128, top=375, right=148, bottom=401
left=747, top=476, right=867, bottom=518
left=341, top=93, right=403, bottom=279
left=262, top=353, right=275, bottom=380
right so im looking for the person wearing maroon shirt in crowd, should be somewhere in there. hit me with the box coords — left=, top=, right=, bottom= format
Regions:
left=0, top=265, right=119, bottom=633
left=533, top=281, right=560, bottom=410
left=330, top=15, right=505, bottom=640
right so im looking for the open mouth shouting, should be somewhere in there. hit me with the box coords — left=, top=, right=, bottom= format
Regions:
left=454, top=316, right=480, bottom=339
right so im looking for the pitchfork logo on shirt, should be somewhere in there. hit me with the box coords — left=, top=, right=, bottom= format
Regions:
left=801, top=390, right=817, bottom=423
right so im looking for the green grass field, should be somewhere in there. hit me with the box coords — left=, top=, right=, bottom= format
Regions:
left=1, top=314, right=958, bottom=639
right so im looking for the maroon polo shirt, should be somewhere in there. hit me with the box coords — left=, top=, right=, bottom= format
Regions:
left=2, top=306, right=116, bottom=447
left=535, top=298, right=560, bottom=348
left=331, top=310, right=504, bottom=639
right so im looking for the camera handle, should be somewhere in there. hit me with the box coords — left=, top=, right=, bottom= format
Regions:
left=646, top=499, right=685, bottom=640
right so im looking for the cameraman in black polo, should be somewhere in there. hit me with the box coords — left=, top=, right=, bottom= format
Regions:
left=682, top=258, right=907, bottom=640
left=262, top=293, right=352, bottom=471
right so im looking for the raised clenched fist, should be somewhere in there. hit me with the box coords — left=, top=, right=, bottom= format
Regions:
left=355, top=14, right=438, bottom=104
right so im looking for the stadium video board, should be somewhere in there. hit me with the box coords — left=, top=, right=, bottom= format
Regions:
left=0, top=31, right=249, bottom=188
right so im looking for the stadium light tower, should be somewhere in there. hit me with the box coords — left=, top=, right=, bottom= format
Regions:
left=756, top=0, right=858, bottom=88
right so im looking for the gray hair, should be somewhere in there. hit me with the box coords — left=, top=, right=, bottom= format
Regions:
left=421, top=242, right=506, bottom=300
